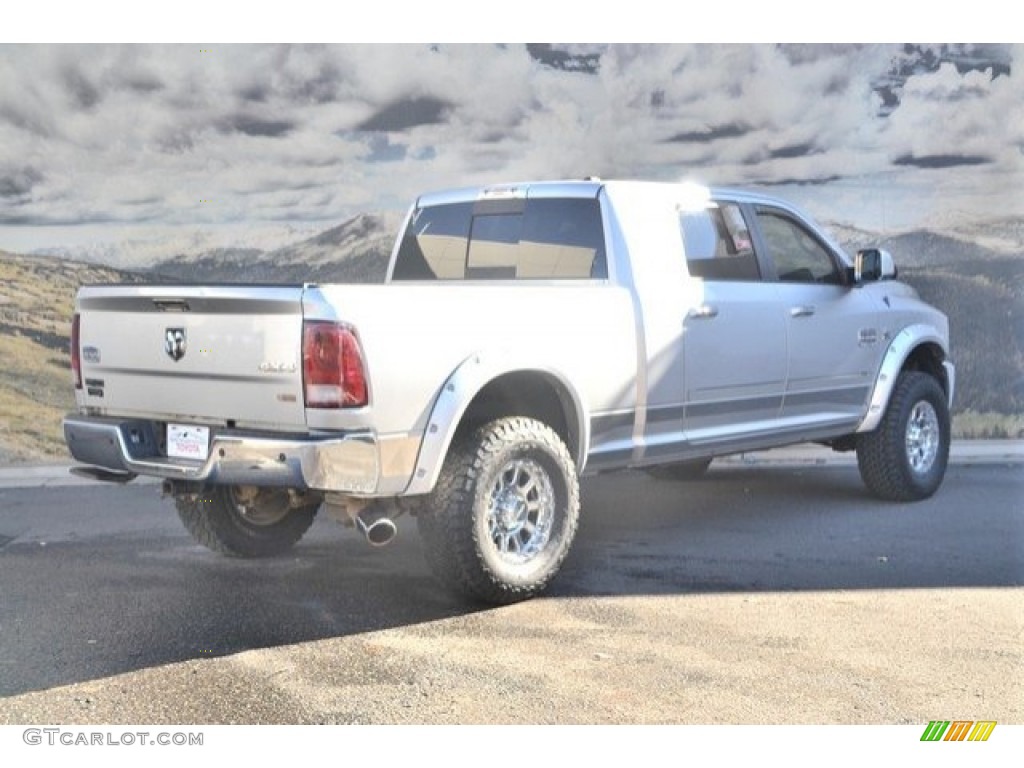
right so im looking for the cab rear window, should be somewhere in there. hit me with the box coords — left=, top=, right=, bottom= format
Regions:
left=393, top=198, right=607, bottom=280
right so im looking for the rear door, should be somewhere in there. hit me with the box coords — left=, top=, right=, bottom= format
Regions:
left=679, top=199, right=788, bottom=444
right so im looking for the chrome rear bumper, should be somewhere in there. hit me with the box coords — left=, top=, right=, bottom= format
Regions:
left=63, top=415, right=379, bottom=494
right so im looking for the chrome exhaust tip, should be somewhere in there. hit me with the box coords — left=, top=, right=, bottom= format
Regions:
left=325, top=496, right=400, bottom=548
left=356, top=512, right=398, bottom=547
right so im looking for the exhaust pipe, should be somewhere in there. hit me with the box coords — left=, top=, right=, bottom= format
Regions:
left=356, top=510, right=398, bottom=547
left=323, top=496, right=400, bottom=548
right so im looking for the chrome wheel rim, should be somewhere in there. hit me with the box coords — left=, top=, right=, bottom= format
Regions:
left=905, top=401, right=940, bottom=474
left=485, top=459, right=555, bottom=564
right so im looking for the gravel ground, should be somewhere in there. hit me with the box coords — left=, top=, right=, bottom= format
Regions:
left=1, top=459, right=1020, bottom=727
left=3, top=587, right=1020, bottom=725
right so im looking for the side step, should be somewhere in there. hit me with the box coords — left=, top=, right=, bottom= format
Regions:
left=69, top=466, right=138, bottom=484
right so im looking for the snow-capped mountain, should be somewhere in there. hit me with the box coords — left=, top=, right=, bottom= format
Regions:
left=149, top=212, right=402, bottom=284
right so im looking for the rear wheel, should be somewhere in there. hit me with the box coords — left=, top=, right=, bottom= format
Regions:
left=417, top=417, right=580, bottom=605
left=175, top=485, right=319, bottom=557
left=856, top=371, right=950, bottom=501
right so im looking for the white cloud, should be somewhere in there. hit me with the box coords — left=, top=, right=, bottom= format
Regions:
left=885, top=56, right=1023, bottom=164
left=0, top=43, right=1018, bottom=261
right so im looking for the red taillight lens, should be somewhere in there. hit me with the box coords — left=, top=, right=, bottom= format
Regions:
left=71, top=313, right=82, bottom=389
left=302, top=321, right=368, bottom=408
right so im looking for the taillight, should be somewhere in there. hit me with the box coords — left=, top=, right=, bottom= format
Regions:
left=302, top=321, right=368, bottom=408
left=71, top=313, right=82, bottom=389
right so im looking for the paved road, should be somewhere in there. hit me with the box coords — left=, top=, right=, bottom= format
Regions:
left=0, top=460, right=1021, bottom=724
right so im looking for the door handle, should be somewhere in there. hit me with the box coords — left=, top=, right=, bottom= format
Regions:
left=687, top=305, right=719, bottom=320
left=790, top=305, right=816, bottom=318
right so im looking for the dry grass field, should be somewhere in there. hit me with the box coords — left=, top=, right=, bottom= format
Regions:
left=0, top=252, right=139, bottom=462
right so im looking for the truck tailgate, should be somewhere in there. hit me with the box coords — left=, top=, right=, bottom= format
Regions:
left=75, top=285, right=307, bottom=431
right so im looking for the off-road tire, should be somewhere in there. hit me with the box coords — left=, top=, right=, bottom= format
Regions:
left=417, top=417, right=580, bottom=605
left=175, top=485, right=319, bottom=557
left=646, top=457, right=713, bottom=481
left=856, top=371, right=950, bottom=502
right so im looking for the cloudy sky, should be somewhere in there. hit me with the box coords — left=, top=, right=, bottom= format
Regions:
left=0, top=43, right=1020, bottom=265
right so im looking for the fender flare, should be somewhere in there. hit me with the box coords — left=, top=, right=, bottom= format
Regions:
left=401, top=350, right=591, bottom=496
left=857, top=323, right=954, bottom=433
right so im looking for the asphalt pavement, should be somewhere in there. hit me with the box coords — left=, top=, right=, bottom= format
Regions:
left=0, top=446, right=1020, bottom=725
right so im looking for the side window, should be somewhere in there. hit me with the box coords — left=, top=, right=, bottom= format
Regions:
left=392, top=198, right=606, bottom=280
left=680, top=202, right=760, bottom=281
left=756, top=210, right=842, bottom=284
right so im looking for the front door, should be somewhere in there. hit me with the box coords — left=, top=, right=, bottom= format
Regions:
left=753, top=206, right=882, bottom=428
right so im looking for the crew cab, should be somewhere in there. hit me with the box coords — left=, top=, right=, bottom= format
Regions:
left=64, top=180, right=954, bottom=603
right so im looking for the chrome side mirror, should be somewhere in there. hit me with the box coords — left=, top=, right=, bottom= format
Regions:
left=855, top=248, right=897, bottom=283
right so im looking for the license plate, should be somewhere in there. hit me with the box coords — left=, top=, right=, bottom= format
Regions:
left=167, top=424, right=210, bottom=461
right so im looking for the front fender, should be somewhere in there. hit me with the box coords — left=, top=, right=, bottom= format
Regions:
left=401, top=350, right=590, bottom=496
left=857, top=323, right=954, bottom=433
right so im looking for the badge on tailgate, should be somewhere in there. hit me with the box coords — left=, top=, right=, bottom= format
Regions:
left=167, top=424, right=210, bottom=461
left=165, top=327, right=187, bottom=362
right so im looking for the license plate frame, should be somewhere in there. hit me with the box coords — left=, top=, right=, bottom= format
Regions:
left=167, top=423, right=211, bottom=462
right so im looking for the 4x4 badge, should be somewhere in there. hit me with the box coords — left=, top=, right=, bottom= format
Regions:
left=165, top=328, right=186, bottom=362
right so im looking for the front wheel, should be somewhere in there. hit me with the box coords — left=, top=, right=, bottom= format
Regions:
left=856, top=371, right=950, bottom=501
left=417, top=417, right=580, bottom=605
left=175, top=485, right=319, bottom=557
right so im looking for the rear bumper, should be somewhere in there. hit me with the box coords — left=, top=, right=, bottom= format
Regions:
left=63, top=414, right=379, bottom=494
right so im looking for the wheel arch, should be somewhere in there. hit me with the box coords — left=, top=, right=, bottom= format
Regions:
left=857, top=324, right=954, bottom=434
left=402, top=352, right=590, bottom=496
left=902, top=342, right=952, bottom=398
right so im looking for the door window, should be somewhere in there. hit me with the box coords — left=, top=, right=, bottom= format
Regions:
left=680, top=202, right=760, bottom=281
left=756, top=210, right=842, bottom=284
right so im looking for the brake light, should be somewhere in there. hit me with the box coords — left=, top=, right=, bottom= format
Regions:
left=302, top=321, right=368, bottom=408
left=71, top=313, right=82, bottom=389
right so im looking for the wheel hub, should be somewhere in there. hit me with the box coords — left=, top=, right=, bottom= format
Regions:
left=230, top=487, right=293, bottom=526
left=485, top=459, right=555, bottom=564
left=495, top=490, right=529, bottom=532
left=905, top=401, right=940, bottom=474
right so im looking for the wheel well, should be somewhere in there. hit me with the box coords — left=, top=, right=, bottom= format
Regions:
left=456, top=372, right=579, bottom=460
left=902, top=343, right=950, bottom=399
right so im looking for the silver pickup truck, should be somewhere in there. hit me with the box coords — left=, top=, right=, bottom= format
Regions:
left=64, top=180, right=954, bottom=603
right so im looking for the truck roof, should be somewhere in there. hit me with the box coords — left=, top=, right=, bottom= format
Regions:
left=414, top=179, right=801, bottom=212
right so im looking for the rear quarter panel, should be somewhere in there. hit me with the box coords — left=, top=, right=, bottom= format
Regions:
left=304, top=282, right=639, bottom=445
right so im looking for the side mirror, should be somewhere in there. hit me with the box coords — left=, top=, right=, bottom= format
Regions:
left=855, top=248, right=897, bottom=283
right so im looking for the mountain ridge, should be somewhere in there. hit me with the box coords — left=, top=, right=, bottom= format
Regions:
left=1, top=217, right=1022, bottom=461
left=149, top=212, right=401, bottom=285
